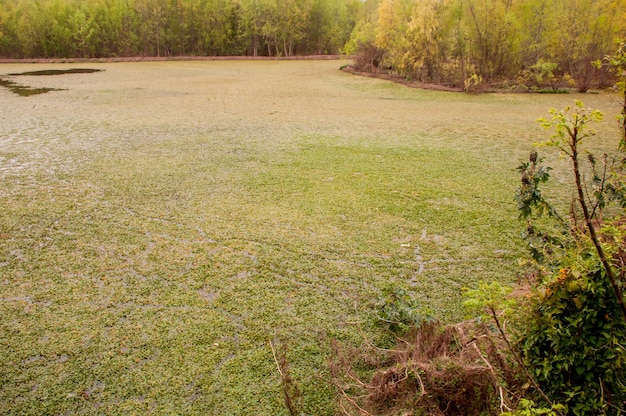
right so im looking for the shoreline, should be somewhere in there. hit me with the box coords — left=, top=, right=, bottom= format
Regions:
left=0, top=54, right=343, bottom=64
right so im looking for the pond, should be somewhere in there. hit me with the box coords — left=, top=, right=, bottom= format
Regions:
left=0, top=59, right=619, bottom=415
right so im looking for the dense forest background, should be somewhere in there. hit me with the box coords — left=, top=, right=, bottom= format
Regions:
left=0, top=0, right=362, bottom=58
left=344, top=0, right=626, bottom=91
left=0, top=0, right=625, bottom=89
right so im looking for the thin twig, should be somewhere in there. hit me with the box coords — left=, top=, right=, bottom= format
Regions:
left=407, top=361, right=426, bottom=398
left=489, top=306, right=565, bottom=416
left=269, top=340, right=283, bottom=377
left=337, top=400, right=353, bottom=416
left=345, top=369, right=368, bottom=388
left=470, top=341, right=511, bottom=413
left=499, top=386, right=512, bottom=413
left=269, top=339, right=301, bottom=416
left=334, top=379, right=375, bottom=416
left=571, top=136, right=626, bottom=321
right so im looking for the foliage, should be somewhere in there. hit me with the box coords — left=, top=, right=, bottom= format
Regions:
left=515, top=151, right=555, bottom=221
left=601, top=39, right=626, bottom=148
left=342, top=20, right=383, bottom=71
left=515, top=153, right=569, bottom=265
left=530, top=61, right=559, bottom=88
left=0, top=0, right=361, bottom=58
left=521, top=261, right=626, bottom=415
left=517, top=61, right=568, bottom=91
left=464, top=73, right=484, bottom=93
left=376, top=286, right=434, bottom=335
left=536, top=100, right=604, bottom=146
left=463, top=281, right=515, bottom=322
left=347, top=0, right=626, bottom=91
left=501, top=399, right=567, bottom=416
left=462, top=280, right=566, bottom=414
left=515, top=101, right=626, bottom=415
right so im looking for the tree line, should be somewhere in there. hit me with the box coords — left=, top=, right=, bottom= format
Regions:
left=1, top=0, right=625, bottom=91
left=0, top=0, right=361, bottom=58
left=345, top=0, right=626, bottom=91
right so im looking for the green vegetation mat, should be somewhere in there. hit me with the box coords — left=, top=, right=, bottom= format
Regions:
left=0, top=60, right=620, bottom=414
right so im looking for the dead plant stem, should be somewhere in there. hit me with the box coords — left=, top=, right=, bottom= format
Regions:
left=571, top=142, right=626, bottom=322
left=489, top=307, right=564, bottom=416
left=269, top=340, right=301, bottom=416
left=270, top=340, right=283, bottom=377
left=334, top=379, right=375, bottom=416
left=469, top=341, right=510, bottom=413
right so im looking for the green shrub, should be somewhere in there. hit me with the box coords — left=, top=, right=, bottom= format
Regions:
left=515, top=101, right=626, bottom=414
left=376, top=286, right=434, bottom=335
left=502, top=399, right=566, bottom=416
left=521, top=253, right=626, bottom=415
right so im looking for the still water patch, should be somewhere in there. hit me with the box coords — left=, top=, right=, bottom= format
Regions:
left=0, top=68, right=102, bottom=96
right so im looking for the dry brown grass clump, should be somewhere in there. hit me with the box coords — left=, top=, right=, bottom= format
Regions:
left=331, top=321, right=522, bottom=416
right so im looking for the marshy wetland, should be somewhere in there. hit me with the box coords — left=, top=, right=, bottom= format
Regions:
left=0, top=59, right=621, bottom=414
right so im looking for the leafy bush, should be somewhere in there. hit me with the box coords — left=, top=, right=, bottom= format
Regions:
left=514, top=101, right=626, bottom=414
left=376, top=286, right=434, bottom=335
left=464, top=73, right=485, bottom=93
left=521, top=255, right=626, bottom=414
left=516, top=61, right=566, bottom=92
left=501, top=399, right=566, bottom=416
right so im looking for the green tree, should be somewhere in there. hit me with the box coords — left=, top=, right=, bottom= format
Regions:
left=375, top=0, right=412, bottom=71
left=239, top=0, right=272, bottom=56
left=465, top=0, right=519, bottom=80
left=602, top=40, right=626, bottom=146
left=0, top=0, right=361, bottom=58
left=547, top=0, right=625, bottom=92
left=69, top=7, right=97, bottom=56
left=402, top=0, right=460, bottom=82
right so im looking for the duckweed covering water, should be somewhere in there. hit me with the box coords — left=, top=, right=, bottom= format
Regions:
left=0, top=60, right=620, bottom=415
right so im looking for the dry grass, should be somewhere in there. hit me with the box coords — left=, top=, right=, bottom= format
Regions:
left=330, top=320, right=519, bottom=416
left=0, top=59, right=622, bottom=414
